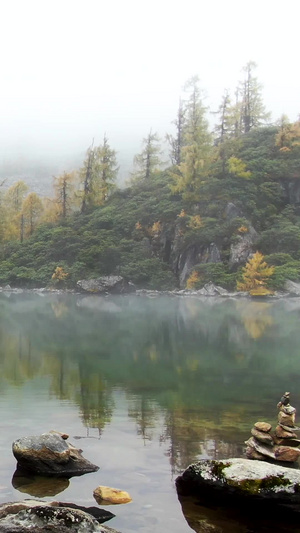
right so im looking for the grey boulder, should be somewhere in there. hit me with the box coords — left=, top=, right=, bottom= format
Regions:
left=77, top=276, right=135, bottom=294
left=12, top=433, right=99, bottom=477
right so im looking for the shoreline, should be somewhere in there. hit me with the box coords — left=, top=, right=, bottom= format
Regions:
left=0, top=283, right=299, bottom=300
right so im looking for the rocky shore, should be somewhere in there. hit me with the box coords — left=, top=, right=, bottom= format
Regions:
left=2, top=278, right=300, bottom=299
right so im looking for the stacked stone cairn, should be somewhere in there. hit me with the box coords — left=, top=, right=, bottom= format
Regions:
left=245, top=392, right=300, bottom=463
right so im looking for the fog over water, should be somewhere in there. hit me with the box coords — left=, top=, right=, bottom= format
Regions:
left=1, top=0, right=300, bottom=191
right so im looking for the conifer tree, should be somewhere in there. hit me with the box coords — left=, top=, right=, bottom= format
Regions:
left=131, top=131, right=164, bottom=182
left=171, top=76, right=212, bottom=196
left=5, top=181, right=28, bottom=213
left=237, top=251, right=274, bottom=295
left=53, top=171, right=75, bottom=219
left=80, top=137, right=118, bottom=212
left=239, top=61, right=270, bottom=133
left=80, top=143, right=96, bottom=214
left=4, top=181, right=29, bottom=240
left=94, top=135, right=118, bottom=202
left=166, top=99, right=185, bottom=166
left=213, top=91, right=239, bottom=173
left=21, top=192, right=43, bottom=237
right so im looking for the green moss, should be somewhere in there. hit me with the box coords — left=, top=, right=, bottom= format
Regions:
left=231, top=474, right=291, bottom=495
left=210, top=460, right=230, bottom=481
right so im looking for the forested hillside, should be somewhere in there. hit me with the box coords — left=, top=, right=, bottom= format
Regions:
left=1, top=62, right=300, bottom=291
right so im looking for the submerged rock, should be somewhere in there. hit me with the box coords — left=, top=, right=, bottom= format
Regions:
left=176, top=458, right=300, bottom=509
left=12, top=432, right=99, bottom=477
left=0, top=500, right=118, bottom=532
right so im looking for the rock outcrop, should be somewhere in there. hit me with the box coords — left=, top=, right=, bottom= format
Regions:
left=284, top=280, right=300, bottom=296
left=174, top=242, right=221, bottom=288
left=176, top=457, right=300, bottom=509
left=229, top=225, right=258, bottom=269
left=12, top=432, right=99, bottom=476
left=77, top=276, right=135, bottom=294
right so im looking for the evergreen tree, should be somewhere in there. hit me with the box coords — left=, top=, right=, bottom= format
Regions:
left=53, top=172, right=75, bottom=219
left=239, top=61, right=270, bottom=133
left=213, top=91, right=239, bottom=174
left=131, top=131, right=164, bottom=182
left=21, top=192, right=43, bottom=237
left=4, top=181, right=29, bottom=240
left=166, top=99, right=185, bottom=166
left=80, top=143, right=96, bottom=214
left=94, top=135, right=118, bottom=202
left=80, top=137, right=118, bottom=212
left=171, top=76, right=212, bottom=196
left=214, top=90, right=233, bottom=144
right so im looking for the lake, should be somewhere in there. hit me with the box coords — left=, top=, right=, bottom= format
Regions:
left=1, top=292, right=300, bottom=532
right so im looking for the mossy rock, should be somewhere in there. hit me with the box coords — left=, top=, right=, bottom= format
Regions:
left=176, top=458, right=300, bottom=508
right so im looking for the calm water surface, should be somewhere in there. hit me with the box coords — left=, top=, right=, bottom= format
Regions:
left=0, top=293, right=300, bottom=532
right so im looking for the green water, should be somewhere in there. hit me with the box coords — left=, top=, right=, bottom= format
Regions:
left=0, top=292, right=300, bottom=532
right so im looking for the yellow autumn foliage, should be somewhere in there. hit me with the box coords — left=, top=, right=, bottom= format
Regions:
left=186, top=270, right=200, bottom=289
left=238, top=225, right=248, bottom=233
left=150, top=221, right=162, bottom=235
left=188, top=215, right=203, bottom=229
left=227, top=157, right=251, bottom=179
left=237, top=252, right=274, bottom=294
left=52, top=266, right=69, bottom=282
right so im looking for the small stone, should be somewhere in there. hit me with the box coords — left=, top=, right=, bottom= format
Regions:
left=245, top=446, right=266, bottom=460
left=93, top=486, right=132, bottom=505
left=278, top=411, right=295, bottom=427
left=273, top=437, right=300, bottom=447
left=274, top=425, right=297, bottom=439
left=274, top=446, right=300, bottom=462
left=251, top=428, right=273, bottom=445
left=245, top=437, right=276, bottom=460
left=254, top=422, right=272, bottom=433
left=282, top=405, right=296, bottom=415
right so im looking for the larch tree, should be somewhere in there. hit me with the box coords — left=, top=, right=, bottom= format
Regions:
left=131, top=131, right=164, bottom=182
left=237, top=251, right=274, bottom=295
left=80, top=144, right=96, bottom=214
left=239, top=61, right=270, bottom=134
left=4, top=180, right=29, bottom=240
left=80, top=137, right=118, bottom=212
left=213, top=90, right=239, bottom=174
left=172, top=76, right=212, bottom=196
left=21, top=192, right=43, bottom=239
left=166, top=98, right=186, bottom=166
left=94, top=135, right=118, bottom=202
left=275, top=116, right=300, bottom=152
left=53, top=171, right=76, bottom=219
left=5, top=180, right=28, bottom=213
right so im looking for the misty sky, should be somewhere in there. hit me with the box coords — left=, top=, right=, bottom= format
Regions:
left=0, top=0, right=299, bottom=181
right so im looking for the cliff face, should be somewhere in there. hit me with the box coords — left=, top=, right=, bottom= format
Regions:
left=152, top=203, right=258, bottom=288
